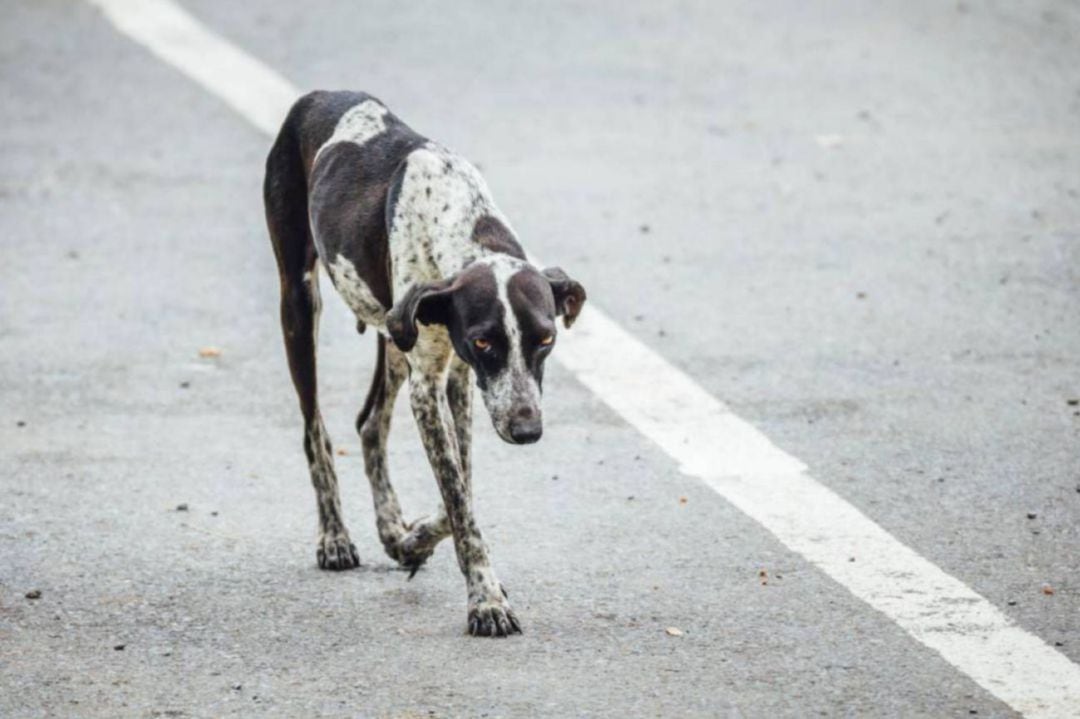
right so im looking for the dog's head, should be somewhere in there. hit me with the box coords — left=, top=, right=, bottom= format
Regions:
left=386, top=256, right=586, bottom=445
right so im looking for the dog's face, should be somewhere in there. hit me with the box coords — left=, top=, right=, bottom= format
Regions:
left=387, top=257, right=586, bottom=444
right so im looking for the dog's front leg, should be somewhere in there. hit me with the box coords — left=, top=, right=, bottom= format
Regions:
left=407, top=358, right=520, bottom=637
left=446, top=355, right=473, bottom=491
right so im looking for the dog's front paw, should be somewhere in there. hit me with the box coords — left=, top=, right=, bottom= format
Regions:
left=467, top=598, right=521, bottom=637
left=316, top=532, right=360, bottom=571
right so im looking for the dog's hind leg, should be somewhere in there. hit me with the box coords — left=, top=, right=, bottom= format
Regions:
left=358, top=337, right=450, bottom=572
left=357, top=335, right=408, bottom=556
left=265, top=119, right=359, bottom=571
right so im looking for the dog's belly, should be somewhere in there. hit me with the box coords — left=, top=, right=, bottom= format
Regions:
left=323, top=254, right=388, bottom=329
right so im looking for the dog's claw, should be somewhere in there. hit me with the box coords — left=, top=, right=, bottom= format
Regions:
left=392, top=521, right=441, bottom=576
left=397, top=544, right=433, bottom=578
left=316, top=535, right=360, bottom=571
left=467, top=602, right=521, bottom=638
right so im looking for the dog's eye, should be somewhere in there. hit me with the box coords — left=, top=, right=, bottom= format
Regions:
left=473, top=338, right=491, bottom=351
left=539, top=335, right=555, bottom=347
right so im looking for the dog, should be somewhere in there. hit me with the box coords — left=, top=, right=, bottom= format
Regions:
left=263, top=91, right=586, bottom=637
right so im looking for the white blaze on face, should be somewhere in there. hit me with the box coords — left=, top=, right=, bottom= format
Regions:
left=478, top=256, right=542, bottom=441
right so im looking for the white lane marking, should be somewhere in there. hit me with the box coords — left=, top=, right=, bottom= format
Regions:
left=86, top=0, right=295, bottom=137
left=86, top=1, right=1080, bottom=716
left=558, top=311, right=1080, bottom=718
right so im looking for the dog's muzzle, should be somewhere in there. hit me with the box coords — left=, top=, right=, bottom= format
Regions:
left=507, top=406, right=542, bottom=444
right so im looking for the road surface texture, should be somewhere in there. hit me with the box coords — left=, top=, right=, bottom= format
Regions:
left=2, top=0, right=1079, bottom=716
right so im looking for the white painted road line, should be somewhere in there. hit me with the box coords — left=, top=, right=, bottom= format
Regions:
left=86, top=0, right=1080, bottom=715
left=87, top=0, right=294, bottom=137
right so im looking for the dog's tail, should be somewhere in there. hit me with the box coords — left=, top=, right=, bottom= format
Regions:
left=356, top=334, right=387, bottom=435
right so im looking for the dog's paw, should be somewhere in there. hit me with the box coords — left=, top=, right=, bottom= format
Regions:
left=398, top=543, right=436, bottom=579
left=316, top=533, right=360, bottom=571
left=467, top=599, right=522, bottom=638
left=394, top=517, right=448, bottom=577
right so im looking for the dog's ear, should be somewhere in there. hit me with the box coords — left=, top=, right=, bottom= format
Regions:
left=542, top=267, right=587, bottom=328
left=386, top=278, right=455, bottom=352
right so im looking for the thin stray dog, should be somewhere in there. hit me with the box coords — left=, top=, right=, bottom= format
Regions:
left=263, top=91, right=587, bottom=637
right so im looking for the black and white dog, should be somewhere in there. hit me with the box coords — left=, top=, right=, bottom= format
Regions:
left=263, top=91, right=586, bottom=637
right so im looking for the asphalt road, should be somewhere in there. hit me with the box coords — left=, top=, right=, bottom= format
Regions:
left=2, top=1, right=1079, bottom=717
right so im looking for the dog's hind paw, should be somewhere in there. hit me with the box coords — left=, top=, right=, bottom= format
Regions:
left=316, top=533, right=360, bottom=571
left=467, top=601, right=522, bottom=638
left=392, top=516, right=448, bottom=576
left=397, top=539, right=436, bottom=578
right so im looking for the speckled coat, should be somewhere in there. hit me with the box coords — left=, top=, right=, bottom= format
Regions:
left=263, top=90, right=585, bottom=637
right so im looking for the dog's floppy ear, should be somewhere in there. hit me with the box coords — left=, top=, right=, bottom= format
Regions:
left=542, top=267, right=587, bottom=328
left=386, top=278, right=455, bottom=352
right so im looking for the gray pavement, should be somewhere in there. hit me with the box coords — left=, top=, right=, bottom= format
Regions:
left=2, top=0, right=1078, bottom=716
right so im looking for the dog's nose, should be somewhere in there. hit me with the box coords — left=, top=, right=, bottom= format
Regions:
left=508, top=407, right=542, bottom=444
left=509, top=422, right=542, bottom=444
